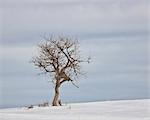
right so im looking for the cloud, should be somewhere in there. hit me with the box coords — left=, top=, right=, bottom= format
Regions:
left=0, top=0, right=148, bottom=45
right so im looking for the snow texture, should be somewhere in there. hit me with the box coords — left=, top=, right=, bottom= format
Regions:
left=0, top=99, right=149, bottom=120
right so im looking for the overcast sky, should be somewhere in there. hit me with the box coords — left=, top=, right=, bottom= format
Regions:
left=0, top=0, right=149, bottom=108
left=0, top=0, right=148, bottom=44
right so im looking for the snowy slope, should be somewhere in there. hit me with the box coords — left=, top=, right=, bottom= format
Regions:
left=0, top=99, right=149, bottom=120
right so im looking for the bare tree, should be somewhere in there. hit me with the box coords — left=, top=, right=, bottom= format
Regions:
left=32, top=36, right=90, bottom=106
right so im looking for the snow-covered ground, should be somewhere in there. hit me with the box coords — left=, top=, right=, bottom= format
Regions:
left=0, top=99, right=149, bottom=120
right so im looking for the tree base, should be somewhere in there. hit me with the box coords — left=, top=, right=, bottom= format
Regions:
left=52, top=99, right=62, bottom=106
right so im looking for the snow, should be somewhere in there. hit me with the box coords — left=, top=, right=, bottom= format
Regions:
left=0, top=99, right=149, bottom=120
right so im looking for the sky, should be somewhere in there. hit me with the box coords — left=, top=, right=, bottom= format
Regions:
left=0, top=0, right=149, bottom=108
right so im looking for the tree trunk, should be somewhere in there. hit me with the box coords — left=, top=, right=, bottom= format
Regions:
left=52, top=84, right=61, bottom=106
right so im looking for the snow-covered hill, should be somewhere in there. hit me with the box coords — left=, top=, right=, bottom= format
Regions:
left=0, top=99, right=149, bottom=120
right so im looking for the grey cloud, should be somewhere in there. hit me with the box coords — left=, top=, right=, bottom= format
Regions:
left=0, top=0, right=148, bottom=45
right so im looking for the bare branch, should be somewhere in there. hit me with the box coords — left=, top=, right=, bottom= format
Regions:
left=70, top=80, right=79, bottom=88
left=32, top=36, right=89, bottom=87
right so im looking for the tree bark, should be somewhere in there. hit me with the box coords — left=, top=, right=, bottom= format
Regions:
left=52, top=84, right=61, bottom=106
